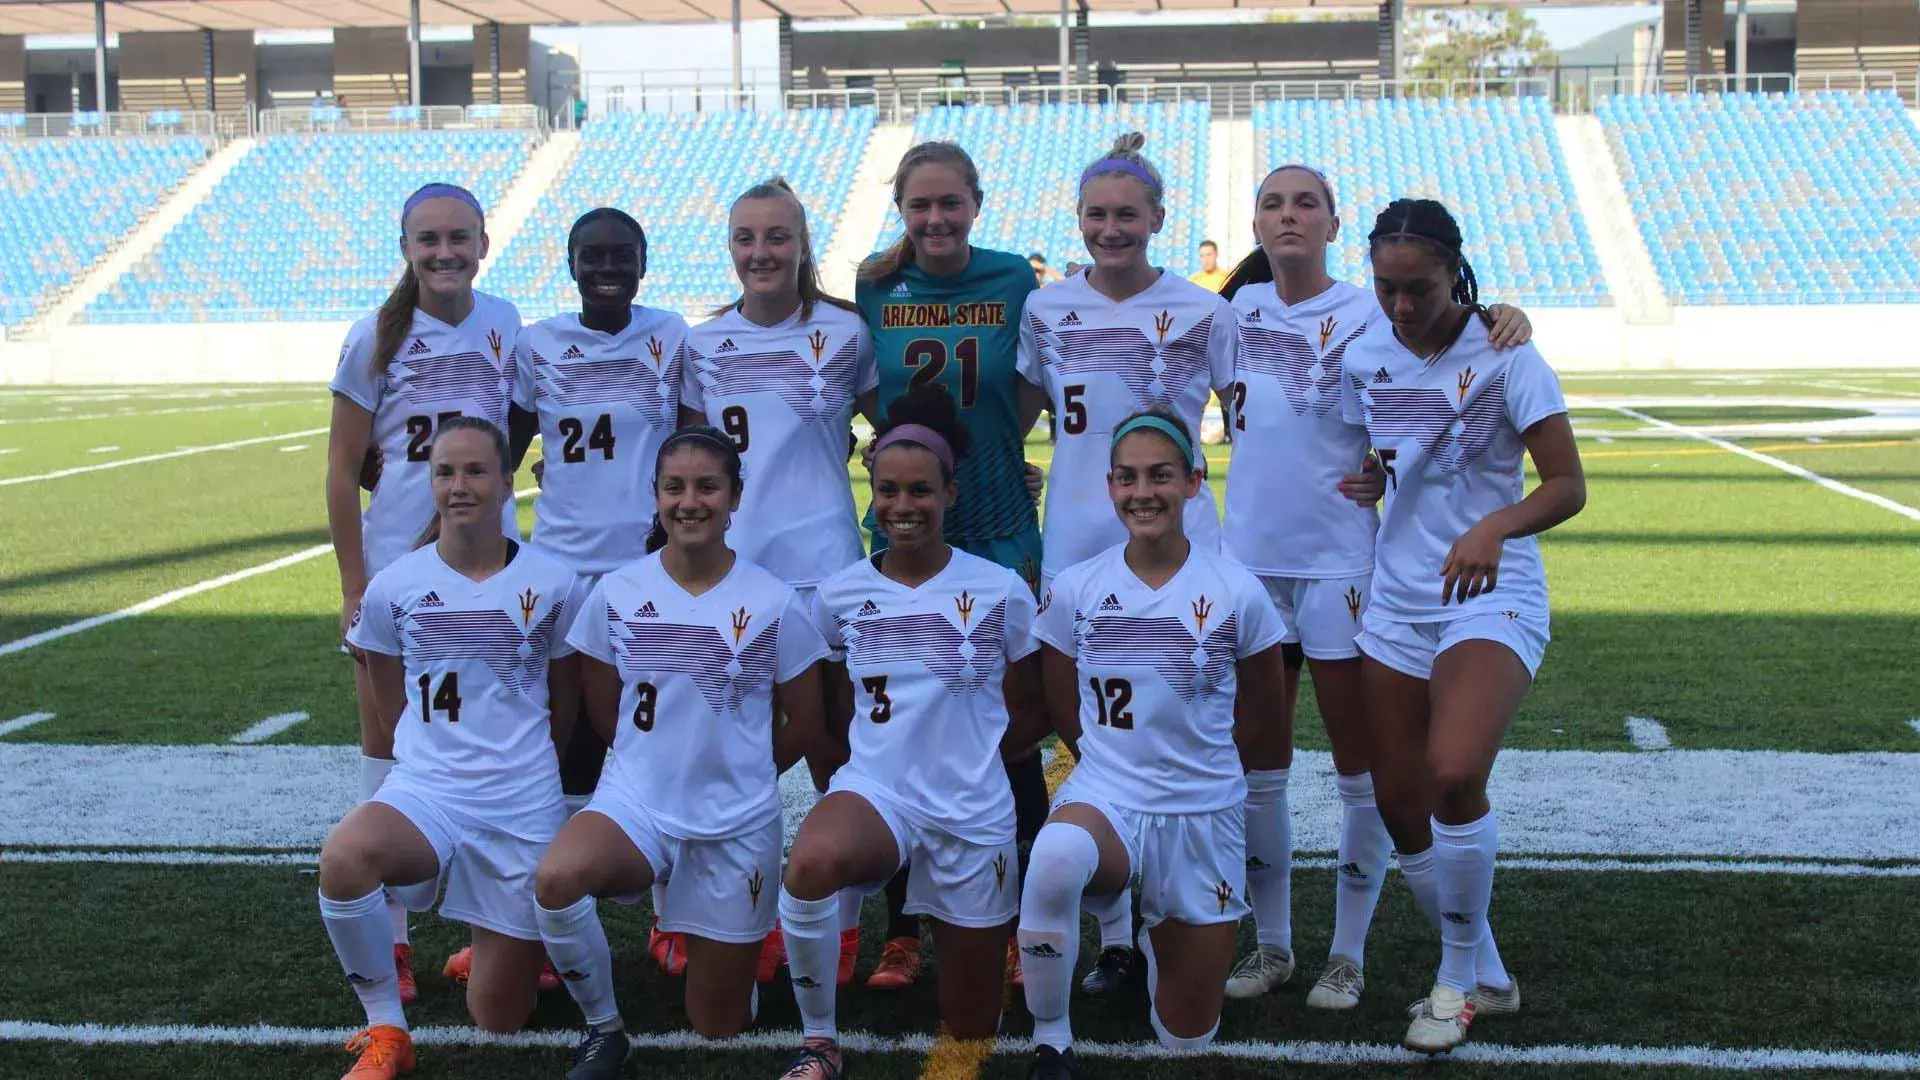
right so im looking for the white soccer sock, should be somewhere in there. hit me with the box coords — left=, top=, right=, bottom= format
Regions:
left=1463, top=811, right=1512, bottom=990
left=1329, top=773, right=1392, bottom=967
left=837, top=886, right=864, bottom=935
left=1018, top=823, right=1098, bottom=1052
left=1149, top=1009, right=1218, bottom=1052
left=1397, top=846, right=1442, bottom=933
left=779, top=888, right=841, bottom=1041
left=563, top=792, right=592, bottom=817
left=1084, top=888, right=1132, bottom=950
left=536, top=896, right=621, bottom=1031
left=1432, top=813, right=1497, bottom=994
left=320, top=886, right=407, bottom=1031
left=356, top=756, right=409, bottom=948
left=1243, top=769, right=1292, bottom=952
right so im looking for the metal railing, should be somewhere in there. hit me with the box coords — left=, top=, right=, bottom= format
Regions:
left=1249, top=76, right=1550, bottom=108
left=258, top=104, right=546, bottom=135
left=1010, top=81, right=1213, bottom=108
left=782, top=88, right=882, bottom=113
left=0, top=110, right=223, bottom=138
left=912, top=85, right=1015, bottom=111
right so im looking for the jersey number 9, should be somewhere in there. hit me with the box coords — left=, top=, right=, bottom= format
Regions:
left=721, top=405, right=750, bottom=452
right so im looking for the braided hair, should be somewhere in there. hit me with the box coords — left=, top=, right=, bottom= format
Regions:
left=1366, top=198, right=1483, bottom=313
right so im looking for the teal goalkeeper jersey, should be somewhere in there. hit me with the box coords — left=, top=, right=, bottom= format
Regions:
left=857, top=246, right=1040, bottom=544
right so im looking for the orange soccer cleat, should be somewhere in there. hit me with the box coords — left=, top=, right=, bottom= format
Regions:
left=392, top=944, right=419, bottom=1005
left=757, top=926, right=788, bottom=984
left=837, top=927, right=859, bottom=986
left=649, top=920, right=689, bottom=977
left=441, top=945, right=472, bottom=984
left=340, top=1025, right=415, bottom=1079
left=864, top=937, right=922, bottom=990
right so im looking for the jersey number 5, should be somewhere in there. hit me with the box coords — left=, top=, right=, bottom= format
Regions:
left=861, top=675, right=892, bottom=724
left=904, top=338, right=980, bottom=407
left=1087, top=676, right=1134, bottom=729
left=558, top=414, right=616, bottom=463
left=1375, top=447, right=1398, bottom=490
left=417, top=672, right=462, bottom=723
left=405, top=410, right=463, bottom=462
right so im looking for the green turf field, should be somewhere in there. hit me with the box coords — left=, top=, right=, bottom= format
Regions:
left=3, top=371, right=1919, bottom=1078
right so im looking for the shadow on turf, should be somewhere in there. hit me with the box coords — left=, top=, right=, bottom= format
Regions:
left=0, top=527, right=329, bottom=596
left=1545, top=529, right=1920, bottom=545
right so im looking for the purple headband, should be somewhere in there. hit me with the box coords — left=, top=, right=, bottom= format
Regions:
left=874, top=423, right=956, bottom=476
left=402, top=183, right=484, bottom=229
left=1080, top=157, right=1161, bottom=197
left=1260, top=164, right=1337, bottom=212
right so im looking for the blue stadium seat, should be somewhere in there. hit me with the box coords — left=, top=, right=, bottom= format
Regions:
left=485, top=107, right=875, bottom=317
left=0, top=136, right=208, bottom=325
left=1596, top=90, right=1920, bottom=305
left=1252, top=96, right=1609, bottom=308
left=83, top=130, right=533, bottom=323
left=879, top=102, right=1211, bottom=277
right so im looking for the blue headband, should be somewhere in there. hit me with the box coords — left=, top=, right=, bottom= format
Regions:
left=1080, top=157, right=1161, bottom=197
left=1257, top=164, right=1337, bottom=212
left=402, top=183, right=484, bottom=229
left=1111, top=415, right=1195, bottom=470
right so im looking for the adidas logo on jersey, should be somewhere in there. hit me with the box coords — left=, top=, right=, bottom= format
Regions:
left=635, top=601, right=659, bottom=619
left=1372, top=367, right=1392, bottom=384
left=1243, top=309, right=1261, bottom=324
left=417, top=591, right=444, bottom=608
left=1098, top=593, right=1123, bottom=612
left=406, top=339, right=430, bottom=356
left=716, top=338, right=738, bottom=353
left=561, top=344, right=585, bottom=360
left=857, top=599, right=881, bottom=617
left=1058, top=311, right=1081, bottom=327
left=890, top=282, right=911, bottom=298
left=1020, top=942, right=1064, bottom=960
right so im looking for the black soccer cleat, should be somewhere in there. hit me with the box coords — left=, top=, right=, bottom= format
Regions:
left=565, top=1027, right=634, bottom=1080
left=1077, top=945, right=1141, bottom=998
left=1027, top=1045, right=1082, bottom=1079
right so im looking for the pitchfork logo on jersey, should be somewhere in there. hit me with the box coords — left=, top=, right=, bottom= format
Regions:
left=486, top=328, right=504, bottom=363
left=1344, top=587, right=1363, bottom=622
left=1318, top=316, right=1337, bottom=351
left=646, top=337, right=664, bottom=367
left=1153, top=309, right=1175, bottom=347
left=517, top=588, right=539, bottom=628
left=1213, top=878, right=1235, bottom=914
left=748, top=869, right=764, bottom=910
left=730, top=606, right=751, bottom=645
left=1191, top=595, right=1214, bottom=635
left=955, top=590, right=975, bottom=628
left=1458, top=366, right=1476, bottom=404
left=993, top=852, right=1009, bottom=891
left=807, top=329, right=828, bottom=364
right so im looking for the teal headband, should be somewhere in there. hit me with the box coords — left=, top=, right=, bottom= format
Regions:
left=1111, top=415, right=1195, bottom=470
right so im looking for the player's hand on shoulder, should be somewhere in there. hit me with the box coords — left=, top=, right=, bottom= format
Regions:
left=1025, top=461, right=1044, bottom=500
left=1484, top=304, right=1532, bottom=350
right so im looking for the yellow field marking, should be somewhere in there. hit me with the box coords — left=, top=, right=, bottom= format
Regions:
left=1582, top=438, right=1913, bottom=460
left=916, top=1031, right=995, bottom=1080
left=1043, top=744, right=1076, bottom=799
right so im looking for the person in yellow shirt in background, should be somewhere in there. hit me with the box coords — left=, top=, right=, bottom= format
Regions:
left=1188, top=239, right=1229, bottom=293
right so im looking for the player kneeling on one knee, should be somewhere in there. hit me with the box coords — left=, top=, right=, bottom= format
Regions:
left=320, top=417, right=578, bottom=1080
left=532, top=427, right=831, bottom=1078
left=1018, top=410, right=1289, bottom=1078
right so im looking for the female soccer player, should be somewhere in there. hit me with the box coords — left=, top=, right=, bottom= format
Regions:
left=855, top=140, right=1052, bottom=989
left=321, top=417, right=578, bottom=1080
left=1215, top=166, right=1532, bottom=1007
left=326, top=182, right=529, bottom=1000
left=774, top=385, right=1049, bottom=1080
left=1021, top=409, right=1286, bottom=1079
left=532, top=427, right=830, bottom=1077
left=1341, top=198, right=1584, bottom=1053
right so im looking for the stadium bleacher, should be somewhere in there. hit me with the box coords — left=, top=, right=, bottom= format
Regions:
left=1253, top=96, right=1609, bottom=308
left=884, top=101, right=1211, bottom=277
left=0, top=136, right=208, bottom=326
left=484, top=107, right=876, bottom=318
left=83, top=130, right=534, bottom=323
left=1597, top=89, right=1920, bottom=305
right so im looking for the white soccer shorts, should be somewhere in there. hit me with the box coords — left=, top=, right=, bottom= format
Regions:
left=585, top=782, right=781, bottom=944
left=1355, top=607, right=1550, bottom=682
left=375, top=780, right=563, bottom=942
left=1259, top=572, right=1371, bottom=661
left=831, top=778, right=1020, bottom=929
left=1052, top=774, right=1250, bottom=930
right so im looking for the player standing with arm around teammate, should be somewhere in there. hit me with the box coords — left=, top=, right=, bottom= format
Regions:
left=1215, top=166, right=1532, bottom=1005
left=1341, top=199, right=1584, bottom=1054
left=325, top=183, right=529, bottom=1001
left=320, top=417, right=577, bottom=1080
left=1019, top=409, right=1287, bottom=1080
left=531, top=428, right=830, bottom=1078
left=774, top=386, right=1050, bottom=1080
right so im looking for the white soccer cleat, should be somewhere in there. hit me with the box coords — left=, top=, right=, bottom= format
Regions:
left=1404, top=984, right=1476, bottom=1055
left=1304, top=954, right=1364, bottom=1011
left=1223, top=944, right=1294, bottom=999
left=1471, top=976, right=1521, bottom=1017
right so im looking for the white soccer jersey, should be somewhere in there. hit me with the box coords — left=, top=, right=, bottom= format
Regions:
left=514, top=307, right=689, bottom=575
left=812, top=550, right=1040, bottom=844
left=567, top=553, right=828, bottom=841
left=1018, top=271, right=1236, bottom=579
left=1035, top=544, right=1284, bottom=815
left=330, top=291, right=524, bottom=576
left=1221, top=280, right=1381, bottom=578
left=682, top=305, right=878, bottom=587
left=1340, top=317, right=1568, bottom=622
left=346, top=541, right=577, bottom=836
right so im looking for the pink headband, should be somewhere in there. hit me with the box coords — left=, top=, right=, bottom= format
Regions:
left=874, top=424, right=955, bottom=475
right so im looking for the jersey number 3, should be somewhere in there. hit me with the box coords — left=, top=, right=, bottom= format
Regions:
left=904, top=338, right=980, bottom=407
left=861, top=675, right=892, bottom=724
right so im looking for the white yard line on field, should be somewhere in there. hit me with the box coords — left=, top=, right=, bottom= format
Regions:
left=1626, top=716, right=1672, bottom=750
left=229, top=712, right=310, bottom=745
left=0, top=712, right=55, bottom=737
left=0, top=400, right=319, bottom=426
left=1, top=1020, right=1915, bottom=1072
left=0, top=428, right=328, bottom=487
left=1609, top=406, right=1920, bottom=522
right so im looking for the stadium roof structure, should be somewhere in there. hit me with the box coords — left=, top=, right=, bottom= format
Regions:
left=0, top=0, right=1596, bottom=34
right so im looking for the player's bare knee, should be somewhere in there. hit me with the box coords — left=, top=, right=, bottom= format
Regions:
left=781, top=847, right=845, bottom=900
left=1426, top=752, right=1487, bottom=810
left=316, top=836, right=379, bottom=898
left=534, top=857, right=589, bottom=911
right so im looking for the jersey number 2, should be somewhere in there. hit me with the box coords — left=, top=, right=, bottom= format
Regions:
left=405, top=410, right=462, bottom=462
left=417, top=672, right=462, bottom=723
left=1088, top=676, right=1134, bottom=729
left=559, top=414, right=616, bottom=463
left=904, top=338, right=979, bottom=407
